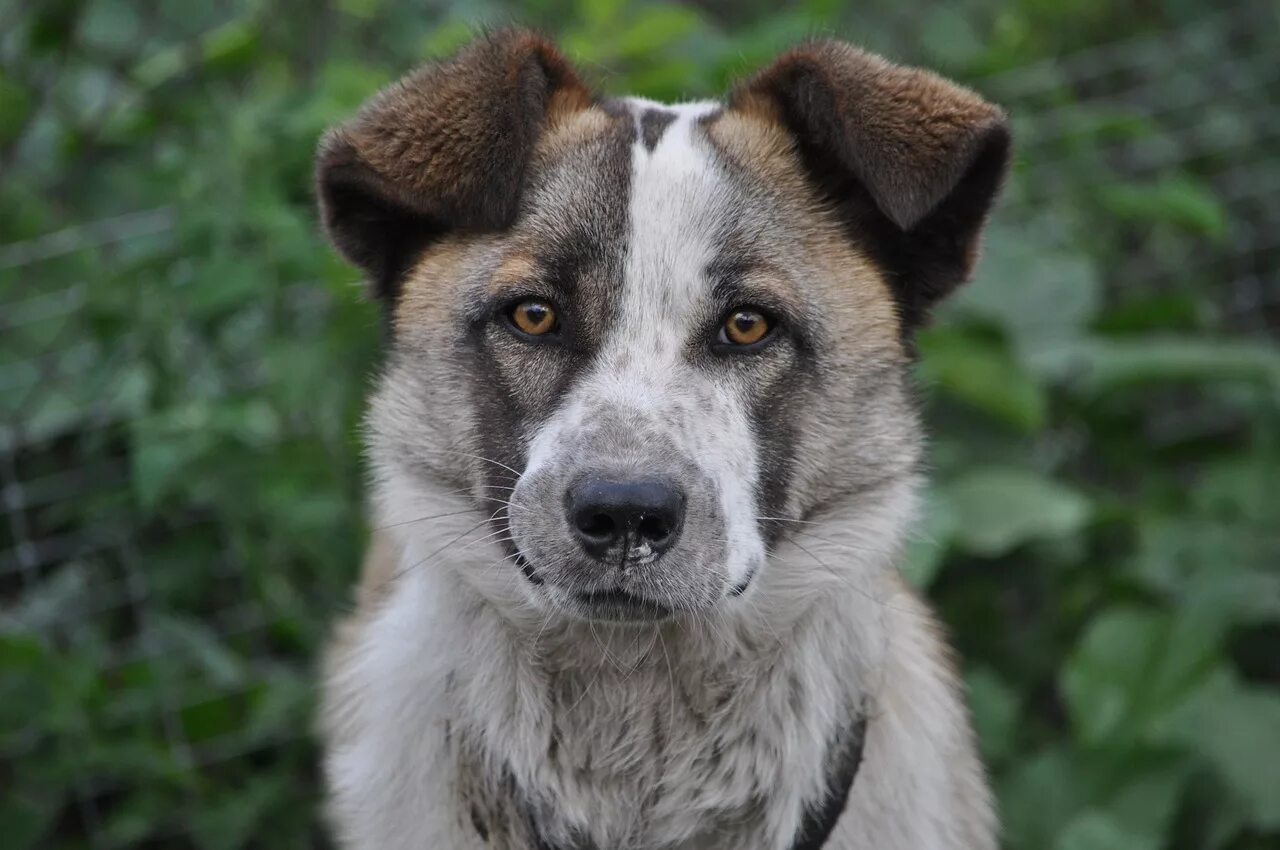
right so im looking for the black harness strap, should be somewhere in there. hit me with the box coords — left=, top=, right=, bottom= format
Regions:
left=788, top=715, right=869, bottom=850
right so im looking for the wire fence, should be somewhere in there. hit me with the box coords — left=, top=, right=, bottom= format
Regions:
left=1, top=1, right=1277, bottom=847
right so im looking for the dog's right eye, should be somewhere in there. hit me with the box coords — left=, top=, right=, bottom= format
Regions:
left=507, top=299, right=558, bottom=337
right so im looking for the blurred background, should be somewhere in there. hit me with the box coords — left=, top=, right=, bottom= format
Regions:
left=1, top=0, right=1277, bottom=848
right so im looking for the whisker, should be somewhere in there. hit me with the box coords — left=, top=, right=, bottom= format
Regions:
left=373, top=479, right=523, bottom=532
left=529, top=604, right=557, bottom=656
left=420, top=449, right=524, bottom=479
left=782, top=539, right=923, bottom=618
left=373, top=507, right=479, bottom=531
left=588, top=620, right=629, bottom=675
left=784, top=528, right=901, bottom=559
left=739, top=588, right=786, bottom=652
left=565, top=657, right=607, bottom=716
left=394, top=505, right=508, bottom=577
left=655, top=618, right=678, bottom=742
left=753, top=514, right=828, bottom=526
left=476, top=495, right=530, bottom=513
left=394, top=519, right=491, bottom=579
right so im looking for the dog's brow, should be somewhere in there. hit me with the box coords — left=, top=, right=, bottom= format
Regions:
left=485, top=245, right=586, bottom=302
left=707, top=258, right=803, bottom=311
left=486, top=253, right=541, bottom=294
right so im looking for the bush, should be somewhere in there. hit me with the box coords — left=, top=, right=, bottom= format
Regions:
left=1, top=1, right=1276, bottom=847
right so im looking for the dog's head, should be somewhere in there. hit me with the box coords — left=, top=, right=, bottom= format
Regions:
left=317, top=31, right=1009, bottom=623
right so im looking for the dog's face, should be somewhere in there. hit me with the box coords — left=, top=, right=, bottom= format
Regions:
left=317, top=32, right=1009, bottom=623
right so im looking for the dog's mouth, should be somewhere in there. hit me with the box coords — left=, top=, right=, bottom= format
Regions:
left=516, top=551, right=673, bottom=622
left=569, top=587, right=672, bottom=622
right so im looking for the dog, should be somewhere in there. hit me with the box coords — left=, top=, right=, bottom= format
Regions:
left=315, top=29, right=1010, bottom=850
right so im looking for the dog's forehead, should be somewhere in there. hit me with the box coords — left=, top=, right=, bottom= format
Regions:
left=397, top=93, right=895, bottom=353
left=620, top=98, right=732, bottom=313
left=500, top=96, right=758, bottom=349
left=531, top=98, right=733, bottom=245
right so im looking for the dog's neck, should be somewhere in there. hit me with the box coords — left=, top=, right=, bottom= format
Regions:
left=433, top=568, right=878, bottom=849
left=361, top=473, right=916, bottom=847
left=424, top=554, right=898, bottom=846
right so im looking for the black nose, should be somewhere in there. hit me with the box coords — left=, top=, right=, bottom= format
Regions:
left=566, top=478, right=685, bottom=559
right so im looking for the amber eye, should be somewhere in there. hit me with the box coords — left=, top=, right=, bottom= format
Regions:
left=720, top=308, right=772, bottom=347
left=509, top=299, right=558, bottom=336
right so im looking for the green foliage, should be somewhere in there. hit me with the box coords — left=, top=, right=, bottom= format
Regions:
left=1, top=1, right=1276, bottom=848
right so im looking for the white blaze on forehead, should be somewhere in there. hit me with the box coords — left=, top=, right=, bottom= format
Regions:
left=547, top=99, right=733, bottom=410
left=522, top=98, right=766, bottom=586
left=616, top=98, right=765, bottom=582
left=624, top=98, right=726, bottom=342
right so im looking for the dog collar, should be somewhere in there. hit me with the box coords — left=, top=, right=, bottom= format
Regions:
left=788, top=714, right=869, bottom=850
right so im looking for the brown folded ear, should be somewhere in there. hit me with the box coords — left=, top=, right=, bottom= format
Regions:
left=316, top=29, right=591, bottom=299
left=730, top=42, right=1011, bottom=329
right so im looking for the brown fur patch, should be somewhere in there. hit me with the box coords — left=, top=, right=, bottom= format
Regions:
left=315, top=30, right=594, bottom=298
left=705, top=110, right=807, bottom=198
left=731, top=41, right=1007, bottom=230
left=531, top=103, right=619, bottom=170
left=727, top=41, right=1011, bottom=330
left=484, top=252, right=542, bottom=297
left=392, top=236, right=494, bottom=335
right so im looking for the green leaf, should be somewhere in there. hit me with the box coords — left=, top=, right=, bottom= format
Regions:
left=190, top=773, right=301, bottom=850
left=918, top=6, right=986, bottom=68
left=1062, top=607, right=1224, bottom=745
left=942, top=468, right=1092, bottom=556
left=1001, top=748, right=1087, bottom=849
left=148, top=615, right=247, bottom=690
left=956, top=226, right=1102, bottom=379
left=614, top=5, right=704, bottom=59
left=1208, top=692, right=1280, bottom=828
left=0, top=70, right=33, bottom=143
left=338, top=0, right=383, bottom=19
left=1130, top=511, right=1280, bottom=627
left=1054, top=811, right=1154, bottom=850
left=0, top=792, right=58, bottom=850
left=130, top=410, right=215, bottom=510
left=1049, top=336, right=1280, bottom=392
left=918, top=329, right=1049, bottom=431
left=1099, top=176, right=1228, bottom=240
left=967, top=666, right=1020, bottom=765
left=1156, top=670, right=1280, bottom=829
left=202, top=19, right=259, bottom=72
left=576, top=0, right=626, bottom=29
left=420, top=19, right=478, bottom=59
left=1002, top=747, right=1190, bottom=850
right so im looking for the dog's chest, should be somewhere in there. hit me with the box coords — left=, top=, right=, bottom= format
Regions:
left=450, top=648, right=833, bottom=849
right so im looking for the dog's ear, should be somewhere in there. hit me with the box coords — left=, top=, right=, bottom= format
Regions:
left=730, top=42, right=1011, bottom=329
left=316, top=30, right=591, bottom=299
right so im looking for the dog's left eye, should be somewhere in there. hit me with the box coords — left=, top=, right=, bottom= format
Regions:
left=508, top=299, right=558, bottom=337
left=718, top=308, right=773, bottom=348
